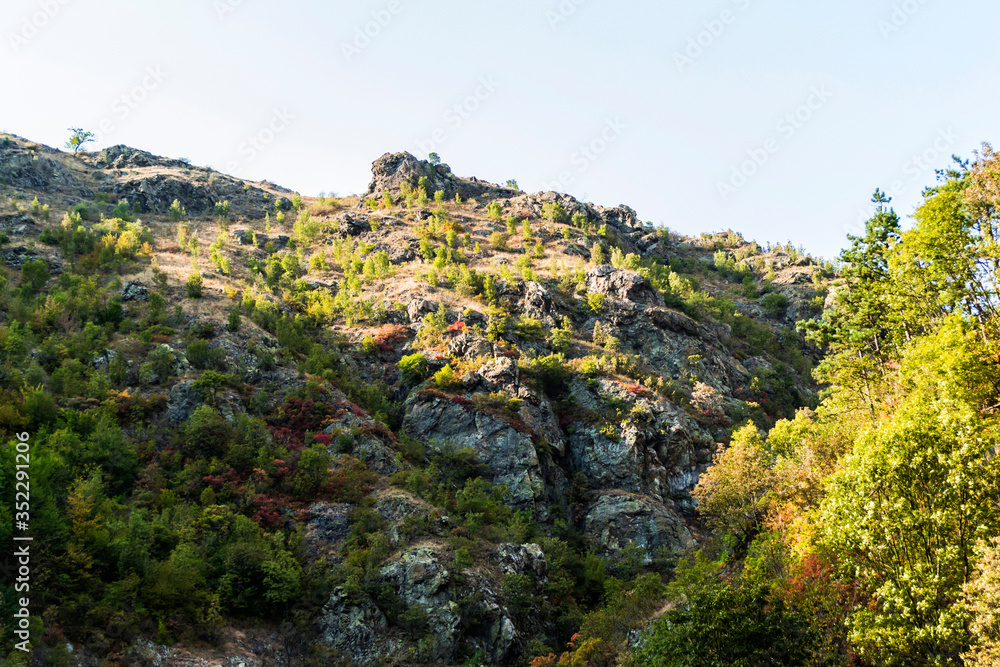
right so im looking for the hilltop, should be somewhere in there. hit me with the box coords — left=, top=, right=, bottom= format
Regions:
left=0, top=132, right=833, bottom=665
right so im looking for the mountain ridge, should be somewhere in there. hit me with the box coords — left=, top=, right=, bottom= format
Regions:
left=0, top=131, right=832, bottom=665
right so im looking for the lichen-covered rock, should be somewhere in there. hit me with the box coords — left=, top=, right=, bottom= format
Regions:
left=521, top=281, right=555, bottom=320
left=380, top=546, right=461, bottom=663
left=364, top=152, right=429, bottom=200
left=404, top=395, right=544, bottom=508
left=495, top=543, right=548, bottom=580
left=407, top=297, right=439, bottom=324
left=583, top=492, right=695, bottom=558
left=319, top=587, right=400, bottom=666
left=304, top=502, right=352, bottom=557
left=478, top=357, right=519, bottom=392
left=165, top=381, right=203, bottom=424
left=447, top=332, right=493, bottom=361
left=120, top=280, right=149, bottom=302
left=567, top=377, right=713, bottom=503
left=336, top=211, right=373, bottom=236
left=586, top=266, right=664, bottom=306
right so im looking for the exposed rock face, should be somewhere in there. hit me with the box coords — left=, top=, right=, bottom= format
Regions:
left=407, top=297, right=439, bottom=324
left=380, top=546, right=462, bottom=663
left=319, top=588, right=400, bottom=666
left=111, top=174, right=245, bottom=216
left=587, top=266, right=664, bottom=306
left=337, top=211, right=374, bottom=236
left=404, top=395, right=545, bottom=508
left=365, top=152, right=429, bottom=200
left=0, top=214, right=35, bottom=231
left=447, top=332, right=494, bottom=361
left=0, top=246, right=61, bottom=273
left=319, top=542, right=540, bottom=665
left=363, top=151, right=519, bottom=204
left=0, top=143, right=90, bottom=195
left=521, top=281, right=555, bottom=320
left=99, top=145, right=192, bottom=171
left=584, top=492, right=695, bottom=558
left=165, top=380, right=204, bottom=424
left=496, top=543, right=548, bottom=580
left=120, top=280, right=149, bottom=302
left=304, top=501, right=352, bottom=558
left=567, top=377, right=713, bottom=505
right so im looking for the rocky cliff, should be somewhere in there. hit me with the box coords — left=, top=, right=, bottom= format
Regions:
left=0, top=134, right=830, bottom=665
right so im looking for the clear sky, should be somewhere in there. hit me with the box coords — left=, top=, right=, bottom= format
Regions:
left=3, top=0, right=998, bottom=259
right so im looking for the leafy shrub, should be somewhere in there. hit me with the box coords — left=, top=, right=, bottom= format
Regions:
left=186, top=273, right=204, bottom=298
left=542, top=201, right=569, bottom=224
left=762, top=293, right=790, bottom=318
left=170, top=199, right=186, bottom=221
left=522, top=354, right=570, bottom=396
left=399, top=353, right=429, bottom=386
left=515, top=316, right=546, bottom=341
left=184, top=405, right=232, bottom=458
left=490, top=231, right=510, bottom=251
left=433, top=364, right=460, bottom=390
left=214, top=200, right=231, bottom=220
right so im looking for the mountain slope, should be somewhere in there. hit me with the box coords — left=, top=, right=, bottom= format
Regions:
left=0, top=133, right=831, bottom=665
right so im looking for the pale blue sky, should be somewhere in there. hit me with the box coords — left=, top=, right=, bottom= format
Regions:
left=3, top=0, right=998, bottom=259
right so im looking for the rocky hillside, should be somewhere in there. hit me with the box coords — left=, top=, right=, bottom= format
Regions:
left=0, top=133, right=833, bottom=666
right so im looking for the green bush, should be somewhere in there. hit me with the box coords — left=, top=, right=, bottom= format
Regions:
left=433, top=364, right=460, bottom=390
left=542, top=201, right=568, bottom=224
left=214, top=200, right=231, bottom=220
left=634, top=583, right=818, bottom=667
left=399, top=353, right=429, bottom=386
left=490, top=231, right=510, bottom=251
left=184, top=405, right=232, bottom=458
left=186, top=273, right=204, bottom=298
left=170, top=199, right=186, bottom=221
left=762, top=293, right=790, bottom=318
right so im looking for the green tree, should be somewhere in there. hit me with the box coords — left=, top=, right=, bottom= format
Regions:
left=692, top=421, right=774, bottom=549
left=820, top=394, right=1000, bottom=666
left=66, top=127, right=94, bottom=153
left=634, top=582, right=817, bottom=667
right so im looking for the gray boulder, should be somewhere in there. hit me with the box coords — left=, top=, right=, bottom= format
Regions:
left=404, top=395, right=544, bottom=508
left=586, top=266, right=664, bottom=306
left=120, top=280, right=149, bottom=302
left=584, top=492, right=695, bottom=558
